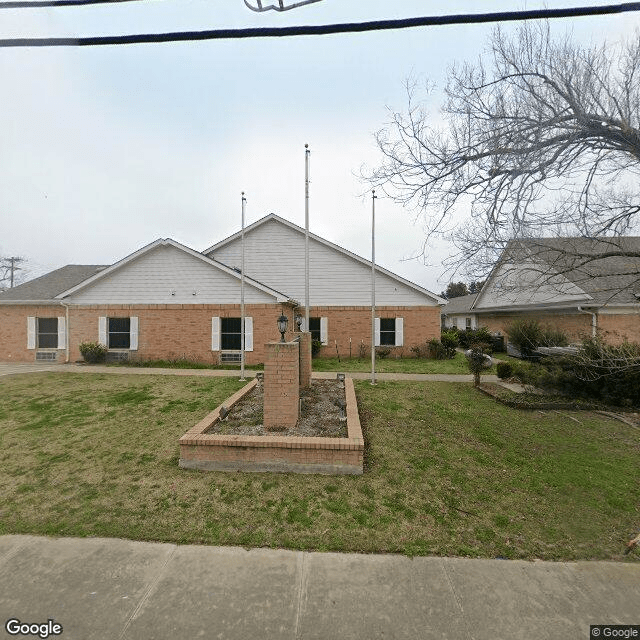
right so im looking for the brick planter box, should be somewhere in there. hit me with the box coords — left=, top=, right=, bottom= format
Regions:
left=178, top=377, right=364, bottom=475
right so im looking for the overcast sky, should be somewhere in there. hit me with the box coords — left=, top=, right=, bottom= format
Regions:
left=1, top=0, right=638, bottom=294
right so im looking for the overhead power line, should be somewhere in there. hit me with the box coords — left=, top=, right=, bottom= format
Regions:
left=1, top=2, right=639, bottom=47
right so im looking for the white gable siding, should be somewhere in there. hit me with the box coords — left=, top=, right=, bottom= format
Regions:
left=474, top=261, right=590, bottom=309
left=209, top=219, right=434, bottom=306
left=67, top=245, right=276, bottom=305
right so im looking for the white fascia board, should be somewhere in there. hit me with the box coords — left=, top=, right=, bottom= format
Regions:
left=205, top=213, right=445, bottom=305
left=55, top=237, right=289, bottom=303
left=0, top=300, right=64, bottom=306
left=474, top=301, right=599, bottom=314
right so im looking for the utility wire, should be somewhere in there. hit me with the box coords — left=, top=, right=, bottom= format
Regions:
left=0, top=0, right=143, bottom=6
left=0, top=2, right=639, bottom=47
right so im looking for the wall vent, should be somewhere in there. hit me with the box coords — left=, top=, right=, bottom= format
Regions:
left=35, top=351, right=57, bottom=362
left=220, top=351, right=242, bottom=364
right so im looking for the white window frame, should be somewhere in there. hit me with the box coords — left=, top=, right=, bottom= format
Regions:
left=28, top=316, right=65, bottom=350
left=374, top=317, right=403, bottom=347
left=99, top=316, right=138, bottom=350
left=211, top=316, right=253, bottom=352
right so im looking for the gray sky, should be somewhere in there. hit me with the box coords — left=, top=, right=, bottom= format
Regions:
left=1, top=0, right=638, bottom=294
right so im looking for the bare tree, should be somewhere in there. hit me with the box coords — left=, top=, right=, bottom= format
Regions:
left=365, top=22, right=640, bottom=281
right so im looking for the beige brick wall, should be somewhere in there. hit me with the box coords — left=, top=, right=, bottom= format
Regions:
left=479, top=310, right=640, bottom=345
left=311, top=305, right=441, bottom=358
left=0, top=303, right=442, bottom=363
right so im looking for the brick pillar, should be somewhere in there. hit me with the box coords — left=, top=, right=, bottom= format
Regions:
left=263, top=341, right=299, bottom=431
left=294, top=331, right=312, bottom=389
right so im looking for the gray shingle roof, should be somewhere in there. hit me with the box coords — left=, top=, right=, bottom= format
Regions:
left=443, top=293, right=478, bottom=314
left=507, top=237, right=640, bottom=305
left=0, top=265, right=107, bottom=302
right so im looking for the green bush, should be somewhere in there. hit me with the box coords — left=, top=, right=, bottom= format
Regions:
left=466, top=345, right=489, bottom=386
left=79, top=341, right=107, bottom=364
left=506, top=319, right=568, bottom=358
left=496, top=362, right=513, bottom=379
left=376, top=347, right=391, bottom=359
left=453, top=326, right=494, bottom=350
left=311, top=339, right=322, bottom=357
left=428, top=338, right=456, bottom=360
left=440, top=330, right=459, bottom=354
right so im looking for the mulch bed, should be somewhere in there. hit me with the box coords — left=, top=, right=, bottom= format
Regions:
left=205, top=379, right=348, bottom=438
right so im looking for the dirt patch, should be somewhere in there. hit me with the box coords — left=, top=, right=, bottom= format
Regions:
left=204, top=379, right=347, bottom=437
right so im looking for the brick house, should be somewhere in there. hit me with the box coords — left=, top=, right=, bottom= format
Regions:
left=0, top=214, right=443, bottom=364
left=442, top=237, right=640, bottom=345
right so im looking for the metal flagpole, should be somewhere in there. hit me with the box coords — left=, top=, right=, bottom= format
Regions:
left=371, top=189, right=376, bottom=385
left=240, top=192, right=246, bottom=381
left=305, top=144, right=310, bottom=330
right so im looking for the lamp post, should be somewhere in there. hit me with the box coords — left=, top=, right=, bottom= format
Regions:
left=277, top=313, right=289, bottom=343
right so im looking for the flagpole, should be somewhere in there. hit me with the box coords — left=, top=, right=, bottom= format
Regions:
left=371, top=189, right=376, bottom=386
left=240, top=191, right=246, bottom=381
left=305, top=144, right=310, bottom=330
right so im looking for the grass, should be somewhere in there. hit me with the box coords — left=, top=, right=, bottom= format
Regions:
left=312, top=352, right=482, bottom=374
left=1, top=373, right=638, bottom=560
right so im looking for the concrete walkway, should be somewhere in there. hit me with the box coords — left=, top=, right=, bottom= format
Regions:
left=0, top=362, right=498, bottom=383
left=0, top=535, right=637, bottom=640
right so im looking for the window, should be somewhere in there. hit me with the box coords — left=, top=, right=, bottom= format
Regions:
left=211, top=316, right=253, bottom=352
left=99, top=316, right=138, bottom=350
left=37, top=318, right=58, bottom=348
left=308, top=318, right=321, bottom=342
left=379, top=318, right=396, bottom=345
left=27, top=316, right=65, bottom=350
left=221, top=317, right=242, bottom=350
left=465, top=317, right=472, bottom=329
left=374, top=317, right=404, bottom=347
left=108, top=317, right=131, bottom=349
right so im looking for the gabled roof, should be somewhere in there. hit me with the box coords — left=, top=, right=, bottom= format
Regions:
left=473, top=236, right=640, bottom=309
left=443, top=293, right=479, bottom=315
left=205, top=213, right=446, bottom=305
left=55, top=238, right=290, bottom=302
left=0, top=265, right=107, bottom=303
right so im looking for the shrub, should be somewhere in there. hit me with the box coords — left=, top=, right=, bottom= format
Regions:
left=454, top=326, right=494, bottom=350
left=358, top=341, right=368, bottom=359
left=427, top=338, right=456, bottom=360
left=376, top=347, right=391, bottom=359
left=506, top=320, right=568, bottom=358
left=311, top=340, right=322, bottom=357
left=440, top=330, right=459, bottom=355
left=466, top=345, right=489, bottom=386
left=496, top=362, right=513, bottom=379
left=79, top=341, right=107, bottom=364
left=410, top=344, right=426, bottom=358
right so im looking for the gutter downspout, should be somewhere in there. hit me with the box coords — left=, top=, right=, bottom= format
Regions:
left=577, top=306, right=597, bottom=338
left=60, top=301, right=70, bottom=363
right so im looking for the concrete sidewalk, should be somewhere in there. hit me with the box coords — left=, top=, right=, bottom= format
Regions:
left=0, top=362, right=497, bottom=383
left=0, top=535, right=638, bottom=640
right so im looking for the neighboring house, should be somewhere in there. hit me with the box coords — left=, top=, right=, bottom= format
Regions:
left=451, top=237, right=640, bottom=345
left=441, top=294, right=479, bottom=331
left=0, top=215, right=443, bottom=364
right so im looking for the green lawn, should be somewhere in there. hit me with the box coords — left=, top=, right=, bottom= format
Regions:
left=1, top=373, right=638, bottom=560
left=312, top=352, right=480, bottom=374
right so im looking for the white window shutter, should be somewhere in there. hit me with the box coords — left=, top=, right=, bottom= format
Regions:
left=211, top=317, right=220, bottom=351
left=27, top=317, right=36, bottom=350
left=320, top=317, right=328, bottom=345
left=395, top=317, right=404, bottom=347
left=374, top=317, right=381, bottom=347
left=130, top=317, right=139, bottom=351
left=244, top=317, right=253, bottom=352
left=57, top=317, right=66, bottom=350
left=98, top=317, right=107, bottom=346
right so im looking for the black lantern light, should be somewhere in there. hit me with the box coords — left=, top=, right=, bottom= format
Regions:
left=277, top=313, right=289, bottom=342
